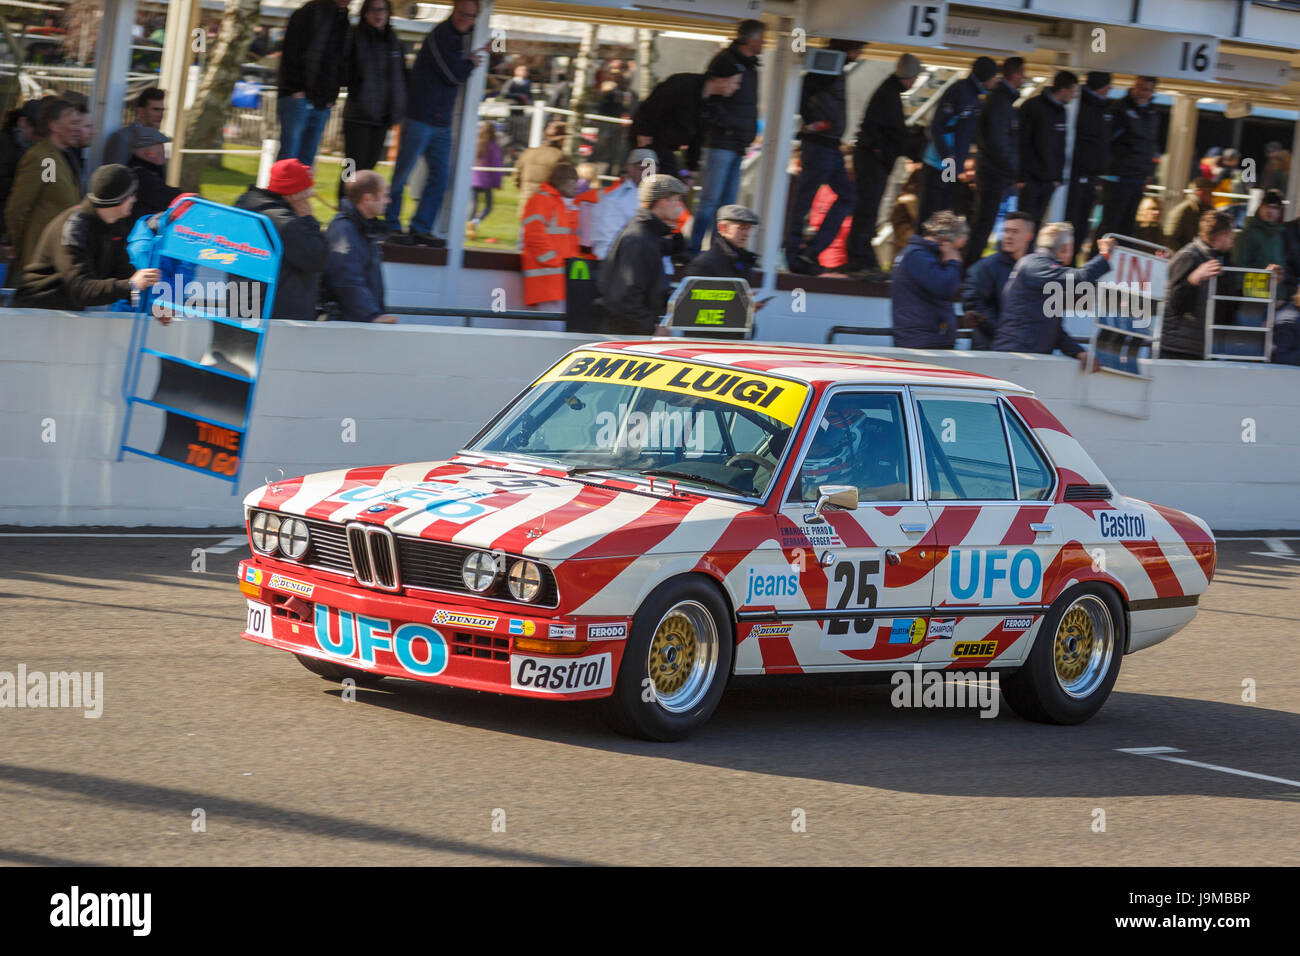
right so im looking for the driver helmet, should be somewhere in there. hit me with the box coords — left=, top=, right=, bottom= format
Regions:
left=801, top=405, right=864, bottom=493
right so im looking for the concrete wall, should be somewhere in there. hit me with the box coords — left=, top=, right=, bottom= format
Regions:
left=2, top=308, right=1297, bottom=530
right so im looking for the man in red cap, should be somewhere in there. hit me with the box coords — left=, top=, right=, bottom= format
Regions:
left=235, top=158, right=327, bottom=320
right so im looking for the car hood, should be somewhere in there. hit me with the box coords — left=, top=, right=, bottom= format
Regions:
left=243, top=459, right=752, bottom=560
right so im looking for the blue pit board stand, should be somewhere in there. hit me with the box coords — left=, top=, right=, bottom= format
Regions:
left=117, top=197, right=282, bottom=493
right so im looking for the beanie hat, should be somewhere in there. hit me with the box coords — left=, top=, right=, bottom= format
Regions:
left=896, top=53, right=922, bottom=80
left=87, top=164, right=138, bottom=207
left=268, top=158, right=314, bottom=196
left=1261, top=189, right=1284, bottom=208
left=971, top=56, right=998, bottom=83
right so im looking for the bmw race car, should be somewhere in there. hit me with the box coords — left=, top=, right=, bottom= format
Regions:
left=237, top=342, right=1216, bottom=740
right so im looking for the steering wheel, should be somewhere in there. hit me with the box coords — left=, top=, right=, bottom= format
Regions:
left=726, top=453, right=768, bottom=472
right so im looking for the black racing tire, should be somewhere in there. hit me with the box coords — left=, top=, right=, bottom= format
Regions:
left=293, top=653, right=387, bottom=688
left=1000, top=583, right=1126, bottom=725
left=601, top=576, right=734, bottom=742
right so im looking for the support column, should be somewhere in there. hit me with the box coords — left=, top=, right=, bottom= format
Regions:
left=1286, top=116, right=1300, bottom=215
left=444, top=0, right=494, bottom=281
left=160, top=0, right=202, bottom=186
left=754, top=14, right=800, bottom=298
left=87, top=0, right=137, bottom=175
left=1160, top=92, right=1199, bottom=213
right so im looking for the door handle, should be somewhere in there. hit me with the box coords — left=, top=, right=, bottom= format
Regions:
left=900, top=523, right=927, bottom=534
left=885, top=549, right=902, bottom=566
left=1029, top=523, right=1054, bottom=533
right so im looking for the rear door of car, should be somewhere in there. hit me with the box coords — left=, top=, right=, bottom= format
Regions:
left=912, top=388, right=1061, bottom=668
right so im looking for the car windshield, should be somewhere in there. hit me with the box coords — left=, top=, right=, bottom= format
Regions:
left=469, top=350, right=810, bottom=498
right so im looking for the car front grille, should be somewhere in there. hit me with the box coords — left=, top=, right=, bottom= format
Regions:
left=451, top=631, right=511, bottom=662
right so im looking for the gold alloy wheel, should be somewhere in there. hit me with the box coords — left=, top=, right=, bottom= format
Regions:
left=645, top=600, right=719, bottom=714
left=1052, top=594, right=1115, bottom=699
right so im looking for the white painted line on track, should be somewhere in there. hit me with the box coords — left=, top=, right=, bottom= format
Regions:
left=0, top=533, right=234, bottom=538
left=1118, top=747, right=1300, bottom=788
left=1263, top=538, right=1296, bottom=554
left=1248, top=552, right=1300, bottom=562
left=202, top=536, right=250, bottom=554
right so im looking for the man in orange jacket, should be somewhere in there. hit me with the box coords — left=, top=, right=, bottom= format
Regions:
left=521, top=163, right=580, bottom=309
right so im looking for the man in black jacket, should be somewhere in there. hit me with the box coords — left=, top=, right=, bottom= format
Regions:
left=961, top=211, right=1035, bottom=349
left=234, top=159, right=328, bottom=321
left=920, top=56, right=998, bottom=223
left=685, top=204, right=760, bottom=284
left=965, top=56, right=1023, bottom=268
left=631, top=67, right=742, bottom=181
left=784, top=39, right=863, bottom=275
left=1161, top=210, right=1235, bottom=359
left=277, top=0, right=350, bottom=166
left=595, top=174, right=689, bottom=335
left=1018, top=70, right=1077, bottom=227
left=846, top=53, right=921, bottom=278
left=691, top=19, right=764, bottom=253
left=125, top=126, right=181, bottom=228
left=340, top=0, right=407, bottom=202
left=14, top=165, right=160, bottom=311
left=1098, top=76, right=1159, bottom=241
left=1065, top=72, right=1112, bottom=254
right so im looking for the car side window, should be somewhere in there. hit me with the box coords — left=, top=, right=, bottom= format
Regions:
left=916, top=397, right=1015, bottom=500
left=1004, top=406, right=1054, bottom=500
left=788, top=392, right=910, bottom=503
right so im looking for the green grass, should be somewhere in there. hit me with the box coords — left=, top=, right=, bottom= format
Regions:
left=198, top=154, right=522, bottom=247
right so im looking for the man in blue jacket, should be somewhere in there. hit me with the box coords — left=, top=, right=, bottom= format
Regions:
left=994, top=222, right=1114, bottom=364
left=961, top=211, right=1036, bottom=349
left=920, top=56, right=999, bottom=224
left=890, top=211, right=967, bottom=349
left=386, top=0, right=485, bottom=246
left=325, top=171, right=397, bottom=323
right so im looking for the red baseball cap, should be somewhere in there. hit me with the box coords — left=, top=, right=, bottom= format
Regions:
left=268, top=159, right=314, bottom=196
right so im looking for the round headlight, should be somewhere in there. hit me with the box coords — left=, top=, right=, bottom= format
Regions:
left=278, top=517, right=310, bottom=559
left=507, top=559, right=542, bottom=603
left=250, top=511, right=281, bottom=554
left=462, top=551, right=499, bottom=593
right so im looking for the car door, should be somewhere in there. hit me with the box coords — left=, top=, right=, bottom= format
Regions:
left=912, top=388, right=1061, bottom=668
left=744, top=387, right=938, bottom=669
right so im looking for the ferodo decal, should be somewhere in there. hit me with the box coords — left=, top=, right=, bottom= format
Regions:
left=511, top=653, right=612, bottom=693
left=1096, top=510, right=1151, bottom=540
left=948, top=548, right=1043, bottom=602
left=433, top=609, right=497, bottom=631
left=587, top=622, right=627, bottom=640
left=314, top=605, right=448, bottom=676
left=750, top=623, right=793, bottom=638
left=330, top=480, right=497, bottom=523
left=952, top=640, right=998, bottom=658
left=1003, top=616, right=1033, bottom=631
left=267, top=573, right=313, bottom=597
left=537, top=350, right=808, bottom=426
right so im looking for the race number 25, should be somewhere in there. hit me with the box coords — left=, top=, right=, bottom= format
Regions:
left=827, top=559, right=880, bottom=635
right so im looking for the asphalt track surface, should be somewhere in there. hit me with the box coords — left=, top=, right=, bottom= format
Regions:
left=2, top=533, right=1298, bottom=867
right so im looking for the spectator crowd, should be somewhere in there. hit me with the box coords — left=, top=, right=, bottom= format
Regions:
left=1, top=1, right=1297, bottom=366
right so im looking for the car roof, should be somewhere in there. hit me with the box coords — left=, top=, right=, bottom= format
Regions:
left=586, top=341, right=1033, bottom=394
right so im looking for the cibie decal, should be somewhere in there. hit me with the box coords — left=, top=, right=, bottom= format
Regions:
left=315, top=605, right=448, bottom=676
left=1096, top=511, right=1151, bottom=540
left=948, top=548, right=1043, bottom=601
left=952, top=640, right=998, bottom=658
left=330, top=481, right=496, bottom=523
left=587, top=622, right=628, bottom=640
left=750, top=623, right=793, bottom=638
left=508, top=619, right=536, bottom=637
left=1002, top=616, right=1034, bottom=631
left=267, top=573, right=313, bottom=598
left=433, top=609, right=497, bottom=631
left=744, top=566, right=800, bottom=604
left=889, top=618, right=927, bottom=644
left=548, top=623, right=576, bottom=639
left=511, top=653, right=612, bottom=693
left=536, top=350, right=809, bottom=426
left=928, top=618, right=956, bottom=639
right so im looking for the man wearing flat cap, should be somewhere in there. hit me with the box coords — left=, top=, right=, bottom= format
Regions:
left=14, top=164, right=161, bottom=311
left=684, top=203, right=759, bottom=286
left=126, top=125, right=181, bottom=226
left=594, top=173, right=688, bottom=334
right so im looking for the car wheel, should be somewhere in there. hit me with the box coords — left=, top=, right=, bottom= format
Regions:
left=293, top=653, right=387, bottom=688
left=601, top=577, right=733, bottom=741
left=1000, top=584, right=1125, bottom=725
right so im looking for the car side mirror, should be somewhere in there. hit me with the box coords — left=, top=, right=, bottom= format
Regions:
left=811, top=484, right=858, bottom=521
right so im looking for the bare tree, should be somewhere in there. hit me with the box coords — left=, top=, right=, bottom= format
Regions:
left=179, top=0, right=261, bottom=193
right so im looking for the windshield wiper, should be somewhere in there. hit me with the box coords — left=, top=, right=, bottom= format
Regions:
left=638, top=468, right=749, bottom=496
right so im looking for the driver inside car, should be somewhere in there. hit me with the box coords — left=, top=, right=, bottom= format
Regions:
left=796, top=399, right=908, bottom=502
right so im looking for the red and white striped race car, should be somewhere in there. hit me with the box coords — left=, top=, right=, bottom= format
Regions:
left=237, top=342, right=1215, bottom=740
